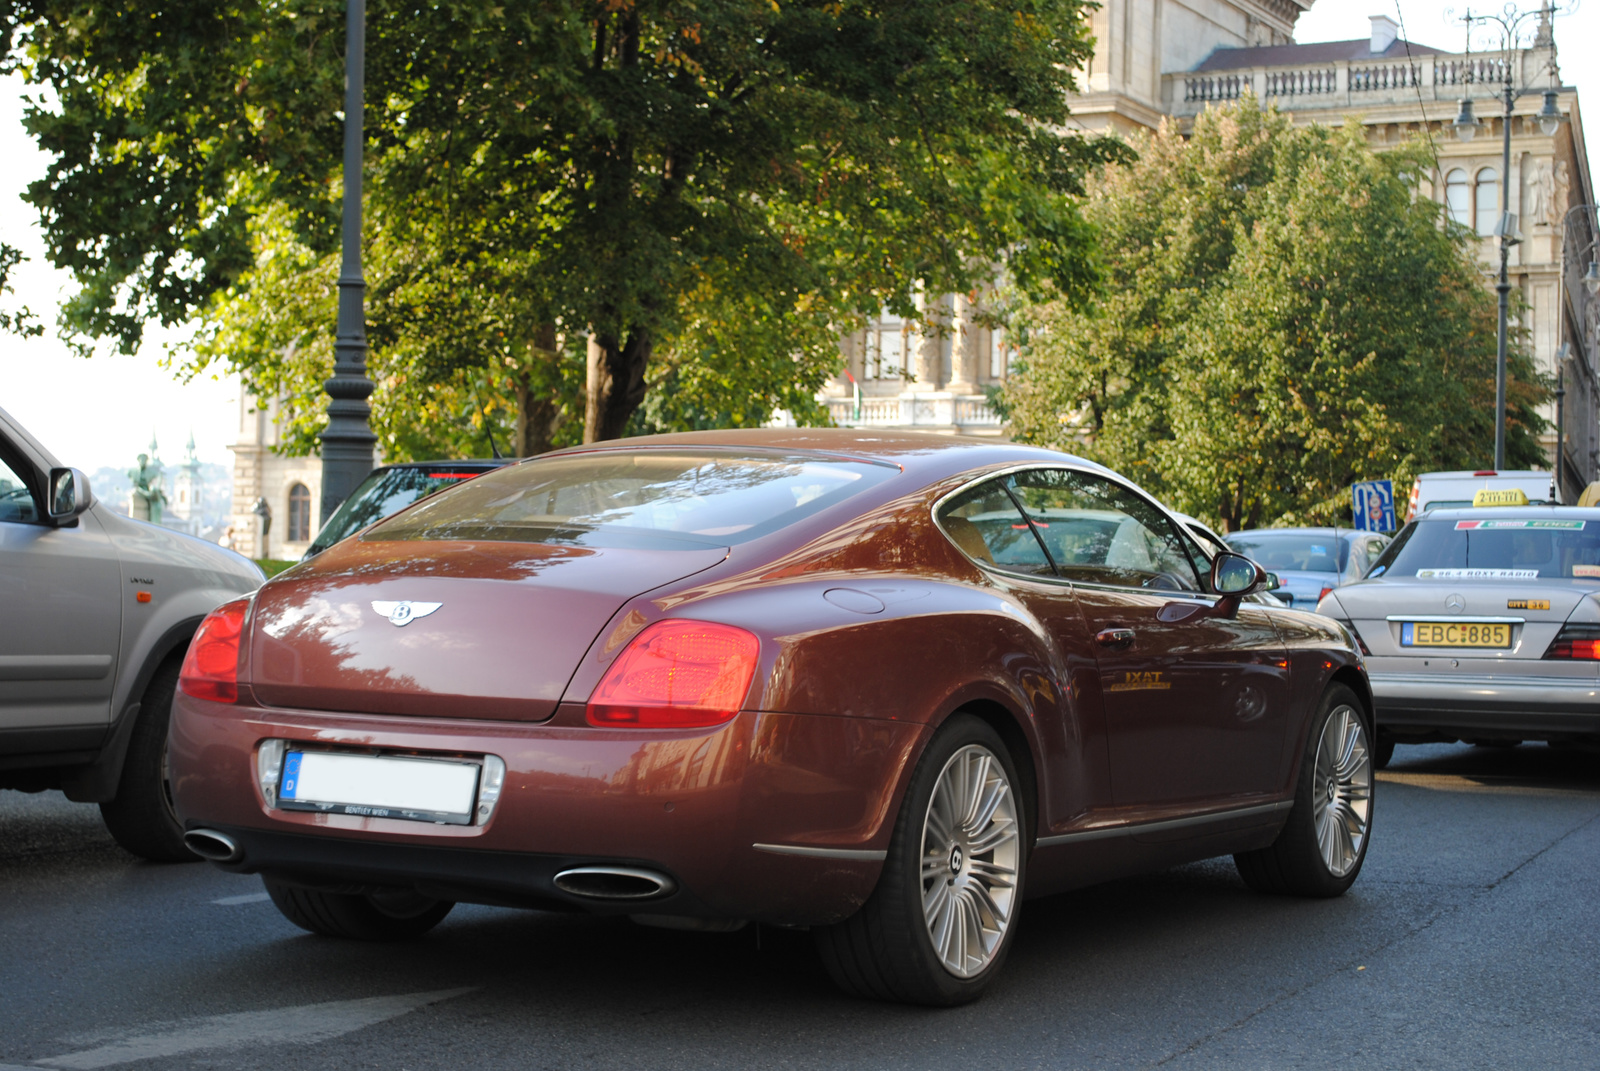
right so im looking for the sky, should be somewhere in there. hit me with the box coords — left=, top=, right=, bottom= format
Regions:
left=0, top=73, right=240, bottom=475
left=0, top=1, right=1595, bottom=474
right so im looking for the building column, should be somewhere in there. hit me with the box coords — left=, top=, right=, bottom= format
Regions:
left=912, top=290, right=948, bottom=391
left=946, top=291, right=980, bottom=394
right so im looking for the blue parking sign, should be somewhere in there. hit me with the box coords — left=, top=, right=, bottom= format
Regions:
left=1352, top=480, right=1396, bottom=532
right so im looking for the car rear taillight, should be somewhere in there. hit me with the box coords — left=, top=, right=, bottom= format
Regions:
left=1545, top=624, right=1600, bottom=660
left=586, top=620, right=760, bottom=729
left=179, top=598, right=250, bottom=702
left=1332, top=619, right=1371, bottom=656
left=1319, top=587, right=1335, bottom=603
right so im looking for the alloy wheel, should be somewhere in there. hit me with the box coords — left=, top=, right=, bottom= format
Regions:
left=920, top=744, right=1020, bottom=978
left=1313, top=704, right=1373, bottom=877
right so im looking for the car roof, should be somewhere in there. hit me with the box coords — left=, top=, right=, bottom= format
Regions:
left=373, top=458, right=510, bottom=472
left=1416, top=469, right=1548, bottom=479
left=538, top=428, right=1106, bottom=484
left=1226, top=527, right=1377, bottom=538
left=1419, top=506, right=1600, bottom=521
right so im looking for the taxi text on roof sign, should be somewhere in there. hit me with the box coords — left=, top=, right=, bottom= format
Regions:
left=1473, top=488, right=1530, bottom=507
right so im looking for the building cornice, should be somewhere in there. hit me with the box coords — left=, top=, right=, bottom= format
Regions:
left=1237, top=0, right=1315, bottom=36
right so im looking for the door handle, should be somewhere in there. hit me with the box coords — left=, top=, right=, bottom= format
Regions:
left=1096, top=627, right=1136, bottom=648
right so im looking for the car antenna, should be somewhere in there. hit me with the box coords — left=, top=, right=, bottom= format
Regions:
left=476, top=391, right=505, bottom=459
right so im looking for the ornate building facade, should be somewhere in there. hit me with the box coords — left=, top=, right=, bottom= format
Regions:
left=227, top=393, right=327, bottom=561
left=822, top=2, right=1600, bottom=501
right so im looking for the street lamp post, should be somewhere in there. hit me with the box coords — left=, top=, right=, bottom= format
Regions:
left=1451, top=3, right=1567, bottom=471
left=319, top=0, right=377, bottom=528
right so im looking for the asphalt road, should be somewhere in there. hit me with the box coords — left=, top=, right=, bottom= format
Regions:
left=2, top=741, right=1596, bottom=1070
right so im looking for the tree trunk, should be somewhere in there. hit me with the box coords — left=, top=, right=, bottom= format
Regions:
left=583, top=334, right=607, bottom=443
left=512, top=323, right=564, bottom=456
left=584, top=329, right=652, bottom=442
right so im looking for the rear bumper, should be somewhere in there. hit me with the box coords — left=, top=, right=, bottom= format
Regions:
left=1370, top=672, right=1600, bottom=737
left=169, top=697, right=928, bottom=926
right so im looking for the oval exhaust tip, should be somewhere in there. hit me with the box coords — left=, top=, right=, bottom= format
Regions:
left=553, top=866, right=675, bottom=900
left=184, top=829, right=242, bottom=863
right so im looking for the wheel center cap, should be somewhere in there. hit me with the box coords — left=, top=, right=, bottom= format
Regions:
left=1326, top=778, right=1338, bottom=802
left=949, top=846, right=964, bottom=873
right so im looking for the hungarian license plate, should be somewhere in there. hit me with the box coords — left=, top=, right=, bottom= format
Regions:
left=278, top=750, right=481, bottom=825
left=1400, top=621, right=1512, bottom=649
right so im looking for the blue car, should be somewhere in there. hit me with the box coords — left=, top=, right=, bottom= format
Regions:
left=1225, top=527, right=1391, bottom=612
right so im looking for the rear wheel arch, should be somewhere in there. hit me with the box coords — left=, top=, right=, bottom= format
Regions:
left=936, top=696, right=1041, bottom=850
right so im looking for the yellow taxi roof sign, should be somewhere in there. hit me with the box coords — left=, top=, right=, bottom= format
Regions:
left=1474, top=488, right=1529, bottom=507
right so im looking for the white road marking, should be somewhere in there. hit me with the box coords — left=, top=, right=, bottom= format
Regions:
left=209, top=892, right=272, bottom=906
left=30, top=988, right=475, bottom=1070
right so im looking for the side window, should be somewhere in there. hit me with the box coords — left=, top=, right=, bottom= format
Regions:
left=0, top=453, right=40, bottom=524
left=936, top=478, right=1054, bottom=576
left=1007, top=469, right=1202, bottom=592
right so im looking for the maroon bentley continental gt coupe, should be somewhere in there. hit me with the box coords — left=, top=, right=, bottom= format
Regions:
left=169, top=429, right=1374, bottom=1005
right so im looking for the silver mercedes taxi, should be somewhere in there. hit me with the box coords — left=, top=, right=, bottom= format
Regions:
left=1318, top=493, right=1600, bottom=766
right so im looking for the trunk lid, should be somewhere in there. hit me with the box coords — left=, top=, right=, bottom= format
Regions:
left=1271, top=569, right=1339, bottom=611
left=247, top=540, right=729, bottom=719
left=1331, top=578, right=1596, bottom=661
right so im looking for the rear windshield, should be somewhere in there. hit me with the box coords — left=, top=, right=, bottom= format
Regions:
left=1369, top=518, right=1600, bottom=580
left=365, top=450, right=897, bottom=549
left=310, top=466, right=496, bottom=553
left=1226, top=532, right=1351, bottom=573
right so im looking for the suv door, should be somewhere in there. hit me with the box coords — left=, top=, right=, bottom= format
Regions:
left=1006, top=468, right=1292, bottom=811
left=0, top=441, right=122, bottom=737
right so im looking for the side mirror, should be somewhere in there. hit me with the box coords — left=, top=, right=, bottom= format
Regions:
left=1212, top=551, right=1267, bottom=596
left=1264, top=571, right=1282, bottom=591
left=48, top=467, right=92, bottom=524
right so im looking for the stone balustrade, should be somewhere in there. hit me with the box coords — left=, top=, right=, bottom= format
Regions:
left=827, top=393, right=1002, bottom=432
left=1168, top=51, right=1531, bottom=116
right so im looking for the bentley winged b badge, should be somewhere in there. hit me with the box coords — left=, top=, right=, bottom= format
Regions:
left=371, top=600, right=442, bottom=627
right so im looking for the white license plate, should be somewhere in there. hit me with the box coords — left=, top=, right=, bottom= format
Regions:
left=278, top=751, right=481, bottom=825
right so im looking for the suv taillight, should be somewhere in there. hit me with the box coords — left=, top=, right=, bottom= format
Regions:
left=586, top=620, right=760, bottom=728
left=1545, top=623, right=1600, bottom=660
left=179, top=598, right=251, bottom=702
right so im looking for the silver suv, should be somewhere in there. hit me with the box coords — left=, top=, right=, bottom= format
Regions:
left=0, top=405, right=262, bottom=860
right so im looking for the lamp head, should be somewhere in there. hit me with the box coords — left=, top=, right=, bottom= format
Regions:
left=1538, top=90, right=1566, bottom=137
left=1453, top=98, right=1479, bottom=141
left=1585, top=260, right=1600, bottom=296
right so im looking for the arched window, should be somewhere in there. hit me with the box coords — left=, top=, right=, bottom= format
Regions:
left=1475, top=167, right=1500, bottom=236
left=1444, top=169, right=1470, bottom=227
left=287, top=483, right=312, bottom=543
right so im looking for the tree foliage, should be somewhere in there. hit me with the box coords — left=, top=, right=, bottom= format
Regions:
left=2, top=0, right=1123, bottom=453
left=0, top=240, right=41, bottom=336
left=1002, top=101, right=1546, bottom=531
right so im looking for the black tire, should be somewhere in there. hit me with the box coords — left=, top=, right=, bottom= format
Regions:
left=264, top=878, right=454, bottom=941
left=1235, top=683, right=1374, bottom=898
left=1373, top=732, right=1395, bottom=770
left=99, top=660, right=196, bottom=863
left=813, top=714, right=1027, bottom=1006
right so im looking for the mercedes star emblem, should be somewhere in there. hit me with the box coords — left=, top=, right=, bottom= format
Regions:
left=1445, top=593, right=1465, bottom=613
left=371, top=600, right=442, bottom=627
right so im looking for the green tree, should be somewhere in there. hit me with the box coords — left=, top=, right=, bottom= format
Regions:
left=4, top=0, right=1122, bottom=451
left=1003, top=101, right=1545, bottom=531
left=0, top=241, right=41, bottom=336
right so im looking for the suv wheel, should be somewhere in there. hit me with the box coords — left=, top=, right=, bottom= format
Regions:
left=99, top=661, right=197, bottom=862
